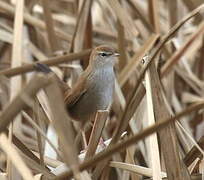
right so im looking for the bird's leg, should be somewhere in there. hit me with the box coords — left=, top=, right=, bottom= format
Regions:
left=74, top=122, right=93, bottom=150
left=99, top=137, right=106, bottom=148
left=81, top=116, right=96, bottom=151
left=82, top=130, right=88, bottom=148
left=74, top=122, right=88, bottom=150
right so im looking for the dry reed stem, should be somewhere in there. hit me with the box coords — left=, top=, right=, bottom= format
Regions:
left=9, top=0, right=24, bottom=130
left=34, top=107, right=45, bottom=168
left=149, top=62, right=190, bottom=180
left=0, top=1, right=203, bottom=179
left=118, top=34, right=160, bottom=87
left=41, top=0, right=61, bottom=52
left=111, top=0, right=139, bottom=38
left=72, top=0, right=93, bottom=52
left=109, top=161, right=166, bottom=178
left=8, top=0, right=25, bottom=177
left=0, top=133, right=35, bottom=180
left=0, top=49, right=91, bottom=77
left=85, top=110, right=109, bottom=160
left=113, top=3, right=204, bottom=146
left=184, top=136, right=204, bottom=167
left=145, top=70, right=162, bottom=180
left=146, top=174, right=202, bottom=180
left=0, top=74, right=51, bottom=133
left=44, top=74, right=81, bottom=180
left=56, top=100, right=204, bottom=179
left=127, top=0, right=153, bottom=32
left=129, top=3, right=204, bottom=107
left=148, top=0, right=160, bottom=33
left=124, top=147, right=140, bottom=180
left=10, top=130, right=55, bottom=178
left=161, top=21, right=204, bottom=76
left=21, top=111, right=62, bottom=159
left=117, top=20, right=127, bottom=71
left=0, top=1, right=71, bottom=42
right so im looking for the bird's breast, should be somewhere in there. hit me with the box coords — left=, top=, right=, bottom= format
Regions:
left=68, top=67, right=115, bottom=122
left=85, top=67, right=115, bottom=108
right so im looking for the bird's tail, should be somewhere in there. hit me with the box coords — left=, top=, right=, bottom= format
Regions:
left=35, top=63, right=52, bottom=74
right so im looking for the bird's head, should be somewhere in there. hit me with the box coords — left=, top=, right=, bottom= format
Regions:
left=89, top=45, right=119, bottom=68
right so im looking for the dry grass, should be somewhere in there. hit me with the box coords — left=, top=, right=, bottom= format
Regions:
left=0, top=0, right=203, bottom=180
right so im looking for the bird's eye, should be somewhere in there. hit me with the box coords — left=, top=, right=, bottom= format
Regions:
left=99, top=52, right=108, bottom=57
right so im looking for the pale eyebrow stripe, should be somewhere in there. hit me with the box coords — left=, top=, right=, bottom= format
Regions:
left=98, top=51, right=113, bottom=55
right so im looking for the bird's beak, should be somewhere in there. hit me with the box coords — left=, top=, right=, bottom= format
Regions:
left=112, top=53, right=120, bottom=65
left=113, top=53, right=120, bottom=57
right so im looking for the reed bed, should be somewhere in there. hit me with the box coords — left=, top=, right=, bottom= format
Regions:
left=0, top=0, right=203, bottom=180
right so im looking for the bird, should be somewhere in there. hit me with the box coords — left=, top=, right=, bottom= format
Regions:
left=64, top=45, right=119, bottom=124
left=35, top=45, right=119, bottom=145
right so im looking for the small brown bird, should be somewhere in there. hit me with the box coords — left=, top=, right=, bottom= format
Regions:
left=65, top=45, right=119, bottom=125
left=36, top=45, right=119, bottom=126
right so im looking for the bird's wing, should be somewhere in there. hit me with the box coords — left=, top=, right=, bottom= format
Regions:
left=64, top=74, right=88, bottom=107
